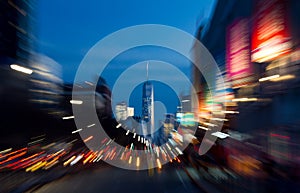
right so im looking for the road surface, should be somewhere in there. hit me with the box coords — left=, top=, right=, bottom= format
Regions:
left=28, top=164, right=202, bottom=193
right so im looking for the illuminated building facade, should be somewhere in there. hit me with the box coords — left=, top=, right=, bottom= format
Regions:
left=192, top=0, right=300, bottom=169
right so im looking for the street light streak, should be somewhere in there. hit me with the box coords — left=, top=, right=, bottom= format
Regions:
left=53, top=149, right=65, bottom=156
left=202, top=122, right=217, bottom=127
left=0, top=147, right=27, bottom=159
left=84, top=136, right=93, bottom=142
left=210, top=118, right=228, bottom=121
left=29, top=161, right=47, bottom=172
left=106, top=138, right=114, bottom=145
left=156, top=158, right=162, bottom=169
left=95, top=155, right=103, bottom=162
left=45, top=157, right=59, bottom=167
left=198, top=126, right=210, bottom=130
left=62, top=115, right=74, bottom=120
left=72, top=128, right=82, bottom=134
left=42, top=143, right=56, bottom=149
left=136, top=157, right=140, bottom=167
left=120, top=152, right=125, bottom=160
left=106, top=139, right=112, bottom=145
left=44, top=160, right=59, bottom=170
left=63, top=156, right=76, bottom=166
left=270, top=74, right=295, bottom=82
left=181, top=99, right=190, bottom=103
left=116, top=123, right=122, bottom=128
left=83, top=154, right=94, bottom=165
left=175, top=147, right=183, bottom=155
left=10, top=64, right=33, bottom=74
left=232, top=98, right=258, bottom=102
left=211, top=131, right=230, bottom=139
left=28, top=138, right=45, bottom=146
left=0, top=148, right=12, bottom=154
left=30, top=134, right=46, bottom=140
left=68, top=139, right=78, bottom=144
left=130, top=143, right=134, bottom=151
left=223, top=110, right=239, bottom=114
left=87, top=124, right=95, bottom=128
left=101, top=138, right=108, bottom=144
left=166, top=143, right=171, bottom=151
left=109, top=151, right=115, bottom=160
left=84, top=81, right=94, bottom=86
left=128, top=156, right=132, bottom=164
left=70, top=154, right=84, bottom=166
left=168, top=139, right=178, bottom=147
left=156, top=147, right=159, bottom=158
left=259, top=74, right=280, bottom=82
left=104, top=151, right=110, bottom=161
left=70, top=100, right=83, bottom=105
left=0, top=151, right=27, bottom=165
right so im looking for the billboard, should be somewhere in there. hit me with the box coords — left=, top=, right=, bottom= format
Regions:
left=226, top=19, right=253, bottom=88
left=251, top=0, right=292, bottom=63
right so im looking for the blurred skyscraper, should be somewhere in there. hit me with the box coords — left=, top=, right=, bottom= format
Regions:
left=0, top=0, right=36, bottom=63
left=115, top=101, right=128, bottom=121
left=142, top=63, right=154, bottom=138
left=0, top=0, right=65, bottom=147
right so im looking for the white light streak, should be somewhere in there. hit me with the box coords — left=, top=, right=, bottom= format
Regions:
left=259, top=74, right=280, bottom=82
left=211, top=131, right=230, bottom=139
left=10, top=64, right=33, bottom=74
left=62, top=116, right=74, bottom=120
left=70, top=155, right=83, bottom=166
left=70, top=100, right=83, bottom=105
left=72, top=128, right=82, bottom=134
left=87, top=124, right=95, bottom=128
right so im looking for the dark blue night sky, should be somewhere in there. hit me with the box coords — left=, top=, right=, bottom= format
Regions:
left=36, top=0, right=216, bottom=115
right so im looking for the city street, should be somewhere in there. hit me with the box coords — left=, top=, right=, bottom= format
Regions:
left=26, top=164, right=201, bottom=193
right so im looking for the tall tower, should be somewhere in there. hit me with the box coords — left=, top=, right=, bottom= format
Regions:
left=142, top=62, right=154, bottom=138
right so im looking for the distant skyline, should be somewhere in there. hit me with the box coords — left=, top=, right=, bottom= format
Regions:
left=35, top=0, right=216, bottom=115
